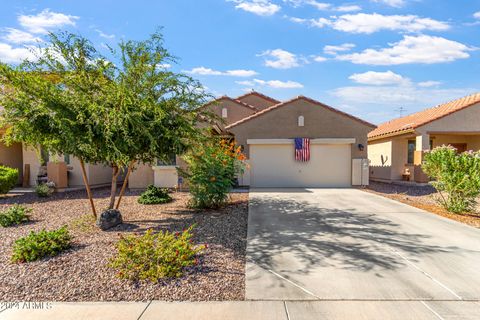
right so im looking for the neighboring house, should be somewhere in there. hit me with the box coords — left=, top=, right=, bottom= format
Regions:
left=368, top=93, right=480, bottom=183
left=1, top=126, right=114, bottom=188
left=129, top=91, right=375, bottom=188
left=21, top=146, right=114, bottom=189
left=0, top=128, right=23, bottom=184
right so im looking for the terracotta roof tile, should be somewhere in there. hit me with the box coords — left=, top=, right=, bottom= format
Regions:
left=225, top=95, right=375, bottom=130
left=368, top=92, right=480, bottom=140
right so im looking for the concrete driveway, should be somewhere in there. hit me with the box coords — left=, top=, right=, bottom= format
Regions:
left=246, top=188, right=480, bottom=317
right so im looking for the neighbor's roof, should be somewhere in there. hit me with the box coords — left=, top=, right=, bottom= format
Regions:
left=235, top=91, right=280, bottom=105
left=203, top=96, right=258, bottom=111
left=368, top=92, right=480, bottom=140
left=225, top=95, right=376, bottom=129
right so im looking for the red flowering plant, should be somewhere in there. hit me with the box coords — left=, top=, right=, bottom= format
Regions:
left=109, top=225, right=205, bottom=282
left=179, top=139, right=246, bottom=209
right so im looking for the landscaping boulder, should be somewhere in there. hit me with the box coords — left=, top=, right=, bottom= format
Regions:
left=96, top=209, right=123, bottom=230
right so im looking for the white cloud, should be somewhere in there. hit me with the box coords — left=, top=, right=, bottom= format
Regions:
left=349, top=70, right=409, bottom=85
left=331, top=13, right=449, bottom=34
left=337, top=35, right=472, bottom=65
left=2, top=28, right=42, bottom=44
left=18, top=9, right=79, bottom=34
left=233, top=0, right=280, bottom=16
left=95, top=29, right=115, bottom=39
left=236, top=80, right=255, bottom=86
left=253, top=78, right=304, bottom=88
left=259, top=49, right=301, bottom=69
left=0, top=43, right=37, bottom=63
left=313, top=55, right=327, bottom=62
left=332, top=86, right=475, bottom=109
left=288, top=13, right=448, bottom=34
left=306, top=1, right=331, bottom=10
left=474, top=11, right=480, bottom=19
left=184, top=66, right=258, bottom=77
left=336, top=5, right=362, bottom=12
left=157, top=63, right=171, bottom=69
left=372, top=0, right=405, bottom=8
left=418, top=80, right=441, bottom=87
left=324, top=43, right=355, bottom=55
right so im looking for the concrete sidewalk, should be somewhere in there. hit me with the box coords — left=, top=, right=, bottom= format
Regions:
left=1, top=300, right=480, bottom=320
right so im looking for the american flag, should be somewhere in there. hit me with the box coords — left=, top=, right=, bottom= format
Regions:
left=294, top=138, right=310, bottom=162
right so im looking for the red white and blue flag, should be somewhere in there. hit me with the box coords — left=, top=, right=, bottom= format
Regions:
left=294, top=138, right=310, bottom=162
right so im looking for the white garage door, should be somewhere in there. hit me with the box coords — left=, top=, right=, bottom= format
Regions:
left=249, top=141, right=352, bottom=188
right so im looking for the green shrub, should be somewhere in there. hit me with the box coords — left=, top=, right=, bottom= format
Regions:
left=422, top=146, right=480, bottom=213
left=138, top=185, right=172, bottom=205
left=35, top=183, right=52, bottom=197
left=0, top=165, right=19, bottom=195
left=179, top=140, right=246, bottom=209
left=11, top=226, right=72, bottom=263
left=0, top=205, right=31, bottom=227
left=110, top=225, right=205, bottom=282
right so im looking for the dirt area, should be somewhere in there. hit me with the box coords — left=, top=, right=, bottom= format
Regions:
left=0, top=189, right=248, bottom=301
left=364, top=181, right=480, bottom=228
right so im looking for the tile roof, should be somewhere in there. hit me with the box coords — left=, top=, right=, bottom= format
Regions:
left=225, top=95, right=376, bottom=130
left=235, top=91, right=280, bottom=104
left=368, top=92, right=480, bottom=140
left=203, top=96, right=258, bottom=111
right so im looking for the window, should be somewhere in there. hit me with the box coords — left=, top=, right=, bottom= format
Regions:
left=407, top=140, right=415, bottom=164
left=408, top=139, right=434, bottom=164
left=64, top=154, right=70, bottom=165
left=221, top=108, right=228, bottom=118
left=298, top=115, right=304, bottom=127
left=157, top=153, right=176, bottom=166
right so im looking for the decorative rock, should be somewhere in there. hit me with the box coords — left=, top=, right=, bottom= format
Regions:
left=96, top=209, right=123, bottom=230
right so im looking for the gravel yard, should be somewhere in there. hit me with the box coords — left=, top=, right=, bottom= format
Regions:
left=364, top=181, right=480, bottom=228
left=0, top=189, right=248, bottom=301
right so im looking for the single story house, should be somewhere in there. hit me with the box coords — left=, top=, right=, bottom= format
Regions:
left=1, top=127, right=114, bottom=188
left=129, top=91, right=374, bottom=188
left=368, top=92, right=480, bottom=183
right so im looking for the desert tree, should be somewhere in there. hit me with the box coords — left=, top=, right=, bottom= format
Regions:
left=0, top=30, right=212, bottom=217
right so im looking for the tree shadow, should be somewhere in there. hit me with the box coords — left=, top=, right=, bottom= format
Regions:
left=247, top=196, right=458, bottom=275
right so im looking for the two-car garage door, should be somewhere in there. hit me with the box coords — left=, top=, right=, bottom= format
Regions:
left=249, top=139, right=352, bottom=188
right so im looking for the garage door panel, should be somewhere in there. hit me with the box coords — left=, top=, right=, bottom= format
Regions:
left=250, top=144, right=351, bottom=188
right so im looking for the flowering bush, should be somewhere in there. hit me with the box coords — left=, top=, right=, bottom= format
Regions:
left=422, top=146, right=480, bottom=213
left=110, top=225, right=205, bottom=282
left=180, top=139, right=246, bottom=209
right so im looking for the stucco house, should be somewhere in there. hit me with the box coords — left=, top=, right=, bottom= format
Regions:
left=1, top=127, right=114, bottom=188
left=129, top=91, right=374, bottom=188
left=368, top=93, right=480, bottom=183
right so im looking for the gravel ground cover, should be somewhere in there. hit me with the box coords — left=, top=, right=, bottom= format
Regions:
left=364, top=181, right=480, bottom=228
left=0, top=189, right=248, bottom=301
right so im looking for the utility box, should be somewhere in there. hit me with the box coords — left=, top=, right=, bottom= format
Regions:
left=352, top=158, right=369, bottom=186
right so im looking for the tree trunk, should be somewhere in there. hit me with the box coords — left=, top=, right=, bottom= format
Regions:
left=108, top=165, right=120, bottom=209
left=115, top=160, right=135, bottom=210
left=79, top=160, right=97, bottom=218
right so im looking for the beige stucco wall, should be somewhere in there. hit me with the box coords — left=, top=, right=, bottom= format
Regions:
left=0, top=142, right=23, bottom=184
left=22, top=145, right=41, bottom=186
left=228, top=98, right=373, bottom=159
left=417, top=102, right=480, bottom=134
left=391, top=138, right=409, bottom=180
left=430, top=134, right=480, bottom=151
left=86, top=163, right=115, bottom=186
left=205, top=99, right=256, bottom=128
left=368, top=139, right=392, bottom=180
left=237, top=94, right=277, bottom=110
left=129, top=163, right=154, bottom=189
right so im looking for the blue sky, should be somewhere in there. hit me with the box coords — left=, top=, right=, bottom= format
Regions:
left=1, top=0, right=480, bottom=124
